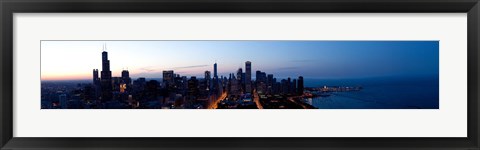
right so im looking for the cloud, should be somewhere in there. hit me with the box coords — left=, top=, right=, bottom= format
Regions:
left=170, top=65, right=208, bottom=70
left=139, top=67, right=157, bottom=73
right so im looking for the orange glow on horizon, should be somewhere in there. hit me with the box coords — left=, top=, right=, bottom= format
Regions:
left=41, top=74, right=90, bottom=81
left=41, top=67, right=213, bottom=81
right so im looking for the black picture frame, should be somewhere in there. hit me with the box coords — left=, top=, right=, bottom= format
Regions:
left=1, top=0, right=479, bottom=149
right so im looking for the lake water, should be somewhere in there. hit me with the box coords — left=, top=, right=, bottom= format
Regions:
left=303, top=76, right=439, bottom=109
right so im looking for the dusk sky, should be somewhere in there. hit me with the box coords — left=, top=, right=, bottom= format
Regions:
left=41, top=41, right=439, bottom=80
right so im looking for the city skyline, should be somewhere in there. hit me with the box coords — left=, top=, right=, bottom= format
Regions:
left=41, top=41, right=439, bottom=81
left=41, top=41, right=439, bottom=109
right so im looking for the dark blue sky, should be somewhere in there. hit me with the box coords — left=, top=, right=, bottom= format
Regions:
left=42, top=41, right=439, bottom=80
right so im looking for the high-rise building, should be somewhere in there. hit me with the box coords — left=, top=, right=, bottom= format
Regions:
left=145, top=80, right=160, bottom=103
left=132, top=77, right=146, bottom=93
left=227, top=74, right=232, bottom=93
left=121, top=70, right=130, bottom=81
left=287, top=77, right=292, bottom=94
left=242, top=73, right=246, bottom=91
left=100, top=46, right=112, bottom=102
left=230, top=74, right=238, bottom=95
left=256, top=70, right=267, bottom=83
left=297, top=76, right=304, bottom=95
left=267, top=74, right=273, bottom=84
left=245, top=61, right=252, bottom=93
left=93, top=69, right=101, bottom=100
left=121, top=70, right=129, bottom=79
left=205, top=70, right=211, bottom=91
left=182, top=76, right=188, bottom=92
left=174, top=75, right=184, bottom=90
left=267, top=74, right=274, bottom=94
left=93, top=69, right=99, bottom=84
left=236, top=68, right=243, bottom=93
left=292, top=79, right=297, bottom=95
left=112, top=77, right=122, bottom=92
left=121, top=70, right=131, bottom=93
left=212, top=63, right=219, bottom=94
left=281, top=79, right=288, bottom=94
left=163, top=70, right=174, bottom=88
left=255, top=70, right=260, bottom=84
left=188, top=76, right=199, bottom=97
left=213, top=62, right=218, bottom=79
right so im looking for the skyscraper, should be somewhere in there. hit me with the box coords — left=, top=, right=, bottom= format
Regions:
left=256, top=70, right=266, bottom=83
left=287, top=77, right=291, bottom=94
left=121, top=70, right=131, bottom=93
left=267, top=74, right=274, bottom=94
left=100, top=45, right=112, bottom=102
left=292, top=79, right=297, bottom=95
left=256, top=70, right=261, bottom=82
left=112, top=77, right=122, bottom=92
left=163, top=70, right=174, bottom=88
left=204, top=70, right=211, bottom=91
left=245, top=61, right=252, bottom=93
left=212, top=62, right=220, bottom=93
left=297, top=76, right=304, bottom=95
left=92, top=69, right=101, bottom=100
left=236, top=68, right=243, bottom=93
left=230, top=73, right=238, bottom=95
left=267, top=74, right=273, bottom=86
left=93, top=69, right=99, bottom=84
left=121, top=70, right=131, bottom=83
left=213, top=62, right=218, bottom=79
left=132, top=77, right=146, bottom=93
left=188, top=76, right=199, bottom=97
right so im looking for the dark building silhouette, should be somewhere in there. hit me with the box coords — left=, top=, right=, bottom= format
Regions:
left=267, top=74, right=273, bottom=86
left=122, top=70, right=130, bottom=83
left=112, top=77, right=122, bottom=92
left=236, top=68, right=243, bottom=93
left=121, top=70, right=131, bottom=93
left=173, top=75, right=185, bottom=92
left=188, top=76, right=199, bottom=97
left=163, top=70, right=174, bottom=89
left=100, top=47, right=112, bottom=102
left=292, top=79, right=297, bottom=95
left=93, top=69, right=99, bottom=84
left=212, top=63, right=220, bottom=95
left=267, top=74, right=274, bottom=94
left=256, top=70, right=267, bottom=83
left=287, top=77, right=292, bottom=94
left=281, top=79, right=288, bottom=94
left=245, top=61, right=252, bottom=93
left=297, top=76, right=304, bottom=95
left=145, top=80, right=160, bottom=101
left=213, top=62, right=218, bottom=79
left=204, top=71, right=211, bottom=91
left=93, top=69, right=100, bottom=100
left=132, top=77, right=146, bottom=93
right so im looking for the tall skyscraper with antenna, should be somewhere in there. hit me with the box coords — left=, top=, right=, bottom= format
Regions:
left=100, top=43, right=112, bottom=102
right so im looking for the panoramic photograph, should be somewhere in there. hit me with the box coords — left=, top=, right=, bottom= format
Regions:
left=41, top=41, right=439, bottom=109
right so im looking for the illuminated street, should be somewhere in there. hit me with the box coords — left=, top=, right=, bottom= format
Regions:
left=208, top=91, right=227, bottom=109
left=253, top=90, right=263, bottom=109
